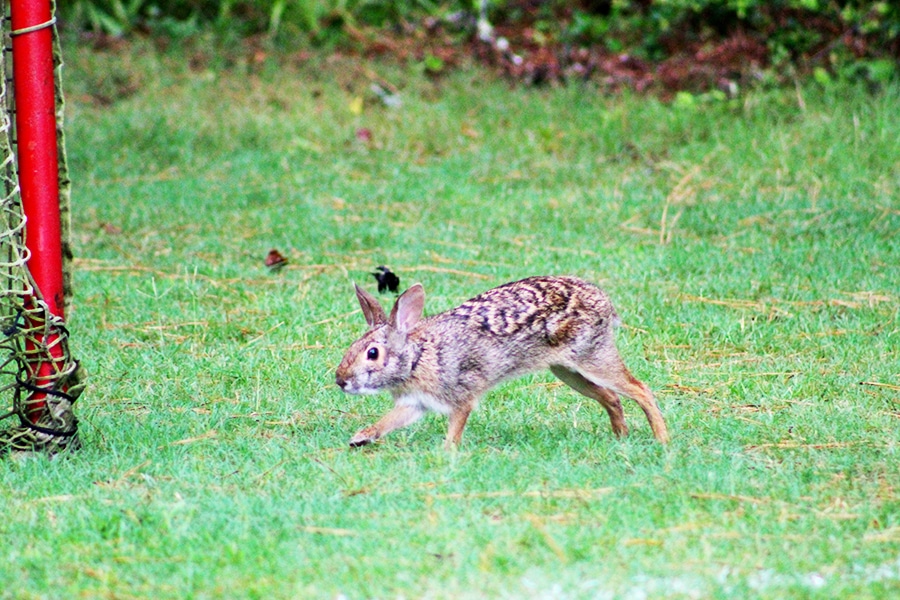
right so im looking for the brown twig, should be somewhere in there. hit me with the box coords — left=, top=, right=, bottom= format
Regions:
left=860, top=381, right=900, bottom=392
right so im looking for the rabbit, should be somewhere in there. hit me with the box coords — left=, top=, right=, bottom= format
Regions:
left=335, top=275, right=669, bottom=448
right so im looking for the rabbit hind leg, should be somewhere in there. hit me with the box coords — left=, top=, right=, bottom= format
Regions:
left=549, top=365, right=628, bottom=438
left=565, top=360, right=669, bottom=444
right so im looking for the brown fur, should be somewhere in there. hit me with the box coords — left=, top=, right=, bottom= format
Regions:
left=335, top=276, right=669, bottom=447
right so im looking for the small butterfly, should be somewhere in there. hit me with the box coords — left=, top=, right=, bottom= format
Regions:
left=371, top=266, right=400, bottom=293
left=265, top=249, right=288, bottom=271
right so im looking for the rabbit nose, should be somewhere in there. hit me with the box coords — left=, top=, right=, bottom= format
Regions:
left=335, top=373, right=347, bottom=389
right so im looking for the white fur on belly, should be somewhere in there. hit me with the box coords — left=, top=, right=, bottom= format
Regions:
left=395, top=392, right=452, bottom=415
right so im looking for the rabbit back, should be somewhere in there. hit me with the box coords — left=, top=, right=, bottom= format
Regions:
left=447, top=275, right=618, bottom=346
left=408, top=276, right=622, bottom=395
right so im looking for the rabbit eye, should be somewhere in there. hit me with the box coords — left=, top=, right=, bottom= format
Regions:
left=366, top=347, right=379, bottom=360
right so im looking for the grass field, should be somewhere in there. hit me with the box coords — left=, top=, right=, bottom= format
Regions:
left=1, top=40, right=899, bottom=598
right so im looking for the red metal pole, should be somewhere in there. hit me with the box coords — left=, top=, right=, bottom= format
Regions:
left=9, top=0, right=65, bottom=423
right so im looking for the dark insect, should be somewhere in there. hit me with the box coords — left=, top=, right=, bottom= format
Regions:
left=265, top=249, right=288, bottom=271
left=371, top=266, right=400, bottom=293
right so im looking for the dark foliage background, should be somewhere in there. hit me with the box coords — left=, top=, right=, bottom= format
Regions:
left=60, top=1, right=899, bottom=92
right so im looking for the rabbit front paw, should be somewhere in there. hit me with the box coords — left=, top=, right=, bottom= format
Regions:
left=349, top=427, right=379, bottom=447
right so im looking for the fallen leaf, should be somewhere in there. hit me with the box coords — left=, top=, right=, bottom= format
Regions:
left=265, top=249, right=288, bottom=270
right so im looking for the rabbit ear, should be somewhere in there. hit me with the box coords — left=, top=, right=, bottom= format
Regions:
left=355, top=284, right=387, bottom=327
left=389, top=283, right=425, bottom=334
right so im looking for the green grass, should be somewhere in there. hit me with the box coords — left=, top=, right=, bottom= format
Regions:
left=2, top=40, right=899, bottom=598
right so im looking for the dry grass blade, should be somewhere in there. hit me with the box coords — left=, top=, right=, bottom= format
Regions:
left=680, top=294, right=765, bottom=311
left=410, top=265, right=491, bottom=279
left=160, top=430, right=218, bottom=449
left=35, top=494, right=82, bottom=503
left=119, top=321, right=209, bottom=333
left=94, top=459, right=153, bottom=489
left=844, top=290, right=895, bottom=305
left=746, top=441, right=868, bottom=451
left=242, top=321, right=285, bottom=347
left=301, top=310, right=361, bottom=330
left=433, top=488, right=614, bottom=500
left=744, top=371, right=802, bottom=378
left=73, top=261, right=160, bottom=274
left=623, top=538, right=664, bottom=547
left=300, top=526, right=357, bottom=537
left=659, top=164, right=701, bottom=245
left=814, top=511, right=860, bottom=521
left=863, top=527, right=900, bottom=543
left=525, top=514, right=568, bottom=563
left=860, top=381, right=900, bottom=392
left=690, top=493, right=770, bottom=504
